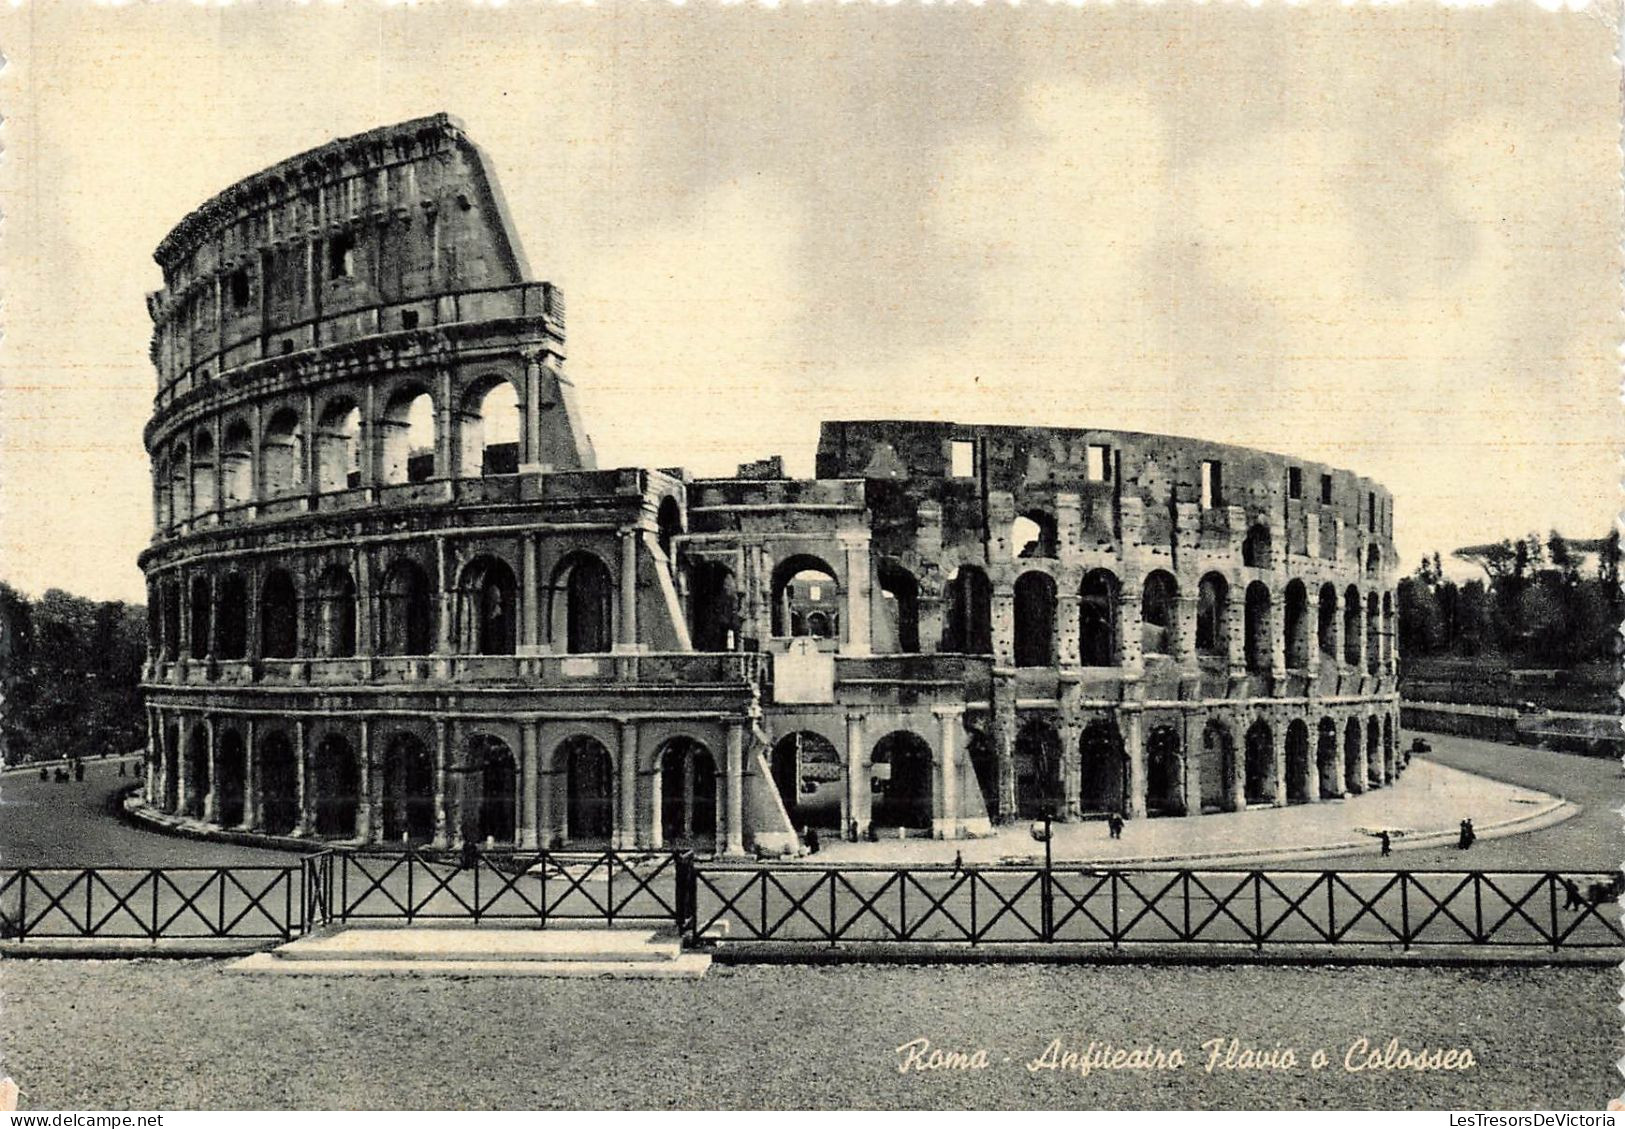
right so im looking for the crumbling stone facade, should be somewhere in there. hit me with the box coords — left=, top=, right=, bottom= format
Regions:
left=140, top=116, right=1402, bottom=854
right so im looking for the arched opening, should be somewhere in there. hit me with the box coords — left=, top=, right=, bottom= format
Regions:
left=313, top=733, right=359, bottom=838
left=460, top=556, right=517, bottom=656
left=1146, top=726, right=1183, bottom=816
left=656, top=497, right=683, bottom=562
left=1384, top=715, right=1396, bottom=779
left=1382, top=592, right=1394, bottom=670
left=1141, top=571, right=1177, bottom=657
left=168, top=443, right=190, bottom=524
left=162, top=724, right=180, bottom=812
left=1367, top=717, right=1383, bottom=787
left=1079, top=569, right=1120, bottom=667
left=943, top=566, right=992, bottom=655
left=876, top=561, right=920, bottom=654
left=260, top=409, right=303, bottom=497
left=1080, top=721, right=1126, bottom=815
left=1196, top=573, right=1228, bottom=657
left=316, top=566, right=357, bottom=658
left=260, top=569, right=298, bottom=659
left=380, top=733, right=435, bottom=844
left=1318, top=583, right=1338, bottom=660
left=871, top=731, right=933, bottom=830
left=189, top=575, right=212, bottom=660
left=185, top=727, right=209, bottom=818
left=259, top=731, right=299, bottom=835
left=221, top=420, right=253, bottom=506
left=466, top=735, right=517, bottom=845
left=1014, top=719, right=1062, bottom=819
left=216, top=730, right=246, bottom=827
left=1343, top=585, right=1361, bottom=666
left=549, top=552, right=613, bottom=654
left=1244, top=582, right=1271, bottom=673
left=561, top=736, right=615, bottom=845
left=1286, top=720, right=1311, bottom=804
left=460, top=378, right=522, bottom=477
left=1317, top=719, right=1340, bottom=798
left=379, top=560, right=434, bottom=656
left=659, top=737, right=718, bottom=846
left=315, top=400, right=361, bottom=493
left=685, top=559, right=737, bottom=652
left=157, top=459, right=174, bottom=529
left=190, top=431, right=216, bottom=517
left=967, top=726, right=997, bottom=818
left=768, top=731, right=842, bottom=832
left=1365, top=544, right=1381, bottom=577
left=771, top=556, right=840, bottom=640
left=1013, top=571, right=1056, bottom=667
left=1242, top=524, right=1272, bottom=568
left=1365, top=592, right=1381, bottom=675
left=217, top=573, right=248, bottom=660
left=160, top=581, right=181, bottom=661
left=1011, top=511, right=1058, bottom=559
left=1343, top=719, right=1362, bottom=794
left=1244, top=721, right=1274, bottom=805
left=1284, top=580, right=1309, bottom=668
left=380, top=388, right=436, bottom=485
left=1200, top=721, right=1234, bottom=813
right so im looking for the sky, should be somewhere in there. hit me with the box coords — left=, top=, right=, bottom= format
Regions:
left=0, top=2, right=1618, bottom=604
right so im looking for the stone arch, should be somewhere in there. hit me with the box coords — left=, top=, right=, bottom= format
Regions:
left=258, top=730, right=299, bottom=835
left=379, top=559, right=434, bottom=656
left=315, top=565, right=358, bottom=658
left=1365, top=592, right=1381, bottom=675
left=1014, top=718, right=1062, bottom=819
left=216, top=729, right=246, bottom=827
left=314, top=398, right=361, bottom=493
left=1244, top=720, right=1274, bottom=805
left=190, top=430, right=216, bottom=517
left=657, top=737, right=718, bottom=846
left=1384, top=715, right=1396, bottom=780
left=1286, top=719, right=1311, bottom=804
left=966, top=723, right=997, bottom=818
left=160, top=579, right=181, bottom=661
left=771, top=554, right=840, bottom=639
left=162, top=722, right=180, bottom=812
left=871, top=730, right=934, bottom=830
left=465, top=734, right=518, bottom=845
left=558, top=734, right=615, bottom=845
left=656, top=496, right=684, bottom=561
left=379, top=385, right=437, bottom=485
left=168, top=441, right=191, bottom=524
left=1242, top=523, right=1272, bottom=568
left=1318, top=583, right=1338, bottom=659
left=1079, top=569, right=1120, bottom=667
left=221, top=419, right=253, bottom=505
left=313, top=731, right=359, bottom=838
left=1366, top=544, right=1381, bottom=577
left=380, top=731, right=435, bottom=844
left=184, top=724, right=209, bottom=818
left=460, top=374, right=523, bottom=477
left=1244, top=581, right=1272, bottom=673
left=188, top=574, right=212, bottom=660
left=1200, top=720, right=1235, bottom=813
left=1343, top=584, right=1361, bottom=665
left=1367, top=716, right=1383, bottom=786
left=1343, top=718, right=1363, bottom=794
left=1011, top=511, right=1058, bottom=560
left=943, top=565, right=993, bottom=655
left=1283, top=579, right=1309, bottom=668
left=217, top=573, right=248, bottom=660
left=548, top=550, right=614, bottom=654
left=261, top=569, right=299, bottom=659
left=1382, top=591, right=1395, bottom=669
left=260, top=408, right=303, bottom=497
left=1196, top=572, right=1229, bottom=657
left=1317, top=718, right=1340, bottom=798
left=1080, top=720, right=1126, bottom=815
left=1141, top=571, right=1178, bottom=657
left=459, top=554, right=518, bottom=655
left=876, top=559, right=921, bottom=654
left=1146, top=725, right=1183, bottom=816
left=1013, top=571, right=1057, bottom=667
left=769, top=730, right=843, bottom=832
left=684, top=558, right=737, bottom=652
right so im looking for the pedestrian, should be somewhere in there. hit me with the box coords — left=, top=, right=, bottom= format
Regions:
left=73, top=760, right=83, bottom=782
left=1458, top=819, right=1475, bottom=851
left=459, top=836, right=479, bottom=869
left=1463, top=818, right=1475, bottom=850
left=1379, top=830, right=1391, bottom=857
left=806, top=826, right=820, bottom=855
left=848, top=819, right=858, bottom=843
left=951, top=850, right=963, bottom=877
left=1108, top=813, right=1124, bottom=840
left=118, top=761, right=127, bottom=778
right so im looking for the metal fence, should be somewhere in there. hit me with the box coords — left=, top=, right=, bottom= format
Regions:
left=690, top=865, right=1625, bottom=951
left=0, top=865, right=306, bottom=942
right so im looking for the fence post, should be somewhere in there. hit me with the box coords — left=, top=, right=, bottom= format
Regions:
left=1399, top=873, right=1410, bottom=951
left=1253, top=872, right=1264, bottom=951
left=151, top=870, right=162, bottom=942
left=17, top=871, right=27, bottom=942
left=1548, top=873, right=1560, bottom=952
left=1473, top=873, right=1484, bottom=944
left=827, top=870, right=838, bottom=948
left=1041, top=865, right=1054, bottom=943
left=1108, top=870, right=1119, bottom=949
left=970, top=872, right=978, bottom=947
left=1326, top=872, right=1337, bottom=942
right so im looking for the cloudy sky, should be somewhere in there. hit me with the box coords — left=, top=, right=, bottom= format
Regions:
left=0, top=3, right=1617, bottom=603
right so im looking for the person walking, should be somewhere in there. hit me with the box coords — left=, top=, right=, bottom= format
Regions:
left=1107, top=813, right=1124, bottom=840
left=1379, top=830, right=1391, bottom=857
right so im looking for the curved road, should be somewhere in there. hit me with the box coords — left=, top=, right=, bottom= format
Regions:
left=0, top=731, right=1618, bottom=870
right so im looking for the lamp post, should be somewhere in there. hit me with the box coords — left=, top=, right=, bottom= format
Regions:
left=1028, top=740, right=1058, bottom=939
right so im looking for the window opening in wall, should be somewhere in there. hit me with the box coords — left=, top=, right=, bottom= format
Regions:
left=1200, top=460, right=1223, bottom=509
left=1368, top=492, right=1377, bottom=532
left=328, top=233, right=356, bottom=280
left=950, top=440, right=976, bottom=478
left=1320, top=474, right=1333, bottom=504
left=1288, top=467, right=1302, bottom=500
left=401, top=310, right=420, bottom=330
left=229, top=268, right=251, bottom=310
left=1087, top=444, right=1112, bottom=483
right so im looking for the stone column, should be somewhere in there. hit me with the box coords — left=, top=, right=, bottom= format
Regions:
left=845, top=712, right=866, bottom=838
left=295, top=718, right=312, bottom=836
left=355, top=551, right=374, bottom=658
left=993, top=683, right=1018, bottom=822
left=145, top=707, right=160, bottom=802
left=724, top=720, right=746, bottom=857
left=521, top=535, right=540, bottom=652
left=519, top=723, right=539, bottom=849
left=1349, top=726, right=1367, bottom=795
left=206, top=575, right=220, bottom=659
left=1056, top=592, right=1081, bottom=667
left=301, top=390, right=318, bottom=501
left=1228, top=717, right=1246, bottom=812
left=1173, top=592, right=1199, bottom=668
left=357, top=718, right=373, bottom=843
left=435, top=366, right=456, bottom=480
left=991, top=586, right=1015, bottom=667
left=618, top=527, right=639, bottom=647
left=1061, top=720, right=1083, bottom=819
left=1271, top=718, right=1287, bottom=807
left=243, top=718, right=260, bottom=830
left=1225, top=583, right=1247, bottom=683
left=840, top=532, right=872, bottom=656
left=435, top=536, right=455, bottom=657
left=1122, top=710, right=1146, bottom=819
left=1269, top=595, right=1288, bottom=686
left=1181, top=711, right=1203, bottom=818
left=617, top=720, right=639, bottom=849
left=360, top=382, right=377, bottom=491
left=433, top=720, right=450, bottom=848
left=249, top=402, right=263, bottom=509
left=933, top=708, right=960, bottom=840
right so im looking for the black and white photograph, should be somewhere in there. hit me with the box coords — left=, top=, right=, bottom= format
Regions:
left=0, top=1, right=1619, bottom=1113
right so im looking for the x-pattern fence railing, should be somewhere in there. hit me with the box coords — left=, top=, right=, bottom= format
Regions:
left=689, top=866, right=1625, bottom=951
left=3, top=853, right=1618, bottom=953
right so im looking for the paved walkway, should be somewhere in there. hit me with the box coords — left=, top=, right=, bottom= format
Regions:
left=810, top=759, right=1572, bottom=868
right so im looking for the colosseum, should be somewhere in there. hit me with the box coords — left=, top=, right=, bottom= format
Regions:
left=139, top=114, right=1403, bottom=855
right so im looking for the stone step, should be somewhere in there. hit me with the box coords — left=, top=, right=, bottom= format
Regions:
left=272, top=927, right=682, bottom=963
left=229, top=951, right=712, bottom=979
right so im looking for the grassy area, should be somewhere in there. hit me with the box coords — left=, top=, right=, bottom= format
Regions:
left=1402, top=656, right=1619, bottom=713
